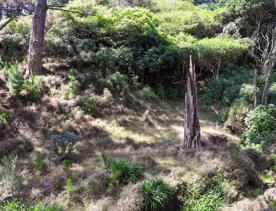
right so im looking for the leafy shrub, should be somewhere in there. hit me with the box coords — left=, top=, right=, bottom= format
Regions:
left=5, top=65, right=24, bottom=97
left=268, top=155, right=276, bottom=171
left=22, top=74, right=43, bottom=101
left=0, top=110, right=10, bottom=126
left=200, top=68, right=252, bottom=107
left=50, top=130, right=80, bottom=157
left=242, top=104, right=276, bottom=149
left=33, top=154, right=46, bottom=172
left=102, top=154, right=143, bottom=190
left=77, top=89, right=112, bottom=115
left=64, top=70, right=79, bottom=99
left=108, top=71, right=128, bottom=92
left=64, top=178, right=74, bottom=199
left=142, top=179, right=172, bottom=211
left=63, top=159, right=72, bottom=172
left=2, top=201, right=63, bottom=211
left=224, top=100, right=252, bottom=134
left=140, top=86, right=156, bottom=100
left=181, top=175, right=224, bottom=211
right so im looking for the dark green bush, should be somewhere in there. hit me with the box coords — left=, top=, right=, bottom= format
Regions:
left=242, top=104, right=276, bottom=150
left=224, top=100, right=252, bottom=134
left=142, top=179, right=172, bottom=211
left=5, top=65, right=24, bottom=97
left=102, top=154, right=144, bottom=185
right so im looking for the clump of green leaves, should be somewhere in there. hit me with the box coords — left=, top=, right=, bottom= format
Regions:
left=77, top=89, right=112, bottom=115
left=140, top=86, right=156, bottom=100
left=242, top=104, right=276, bottom=150
left=5, top=65, right=24, bottom=97
left=181, top=175, right=225, bottom=211
left=2, top=201, right=63, bottom=211
left=63, top=159, right=72, bottom=172
left=33, top=154, right=46, bottom=172
left=5, top=65, right=42, bottom=101
left=142, top=179, right=172, bottom=211
left=102, top=154, right=143, bottom=192
left=64, top=178, right=74, bottom=199
left=108, top=71, right=128, bottom=92
left=65, top=70, right=79, bottom=99
left=21, top=74, right=42, bottom=101
left=0, top=110, right=10, bottom=125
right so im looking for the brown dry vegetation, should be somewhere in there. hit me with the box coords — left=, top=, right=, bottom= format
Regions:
left=0, top=71, right=275, bottom=210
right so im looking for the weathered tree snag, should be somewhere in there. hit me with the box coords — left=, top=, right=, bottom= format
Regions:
left=261, top=61, right=275, bottom=105
left=253, top=68, right=258, bottom=107
left=28, top=0, right=47, bottom=74
left=183, top=55, right=201, bottom=148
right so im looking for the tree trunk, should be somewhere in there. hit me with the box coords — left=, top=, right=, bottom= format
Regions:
left=261, top=61, right=275, bottom=105
left=28, top=0, right=47, bottom=74
left=253, top=68, right=258, bottom=107
left=183, top=55, right=201, bottom=148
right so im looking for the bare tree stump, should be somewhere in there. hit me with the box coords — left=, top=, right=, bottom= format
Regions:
left=183, top=55, right=201, bottom=148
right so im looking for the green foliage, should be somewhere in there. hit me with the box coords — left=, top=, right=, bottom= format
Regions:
left=182, top=175, right=225, bottom=211
left=224, top=100, right=252, bottom=134
left=7, top=19, right=30, bottom=35
left=140, top=86, right=156, bottom=100
left=77, top=89, right=112, bottom=115
left=33, top=154, right=46, bottom=172
left=63, top=159, right=72, bottom=172
left=223, top=0, right=276, bottom=36
left=64, top=178, right=74, bottom=199
left=141, top=179, right=172, bottom=211
left=242, top=104, right=276, bottom=149
left=5, top=65, right=24, bottom=97
left=0, top=110, right=10, bottom=125
left=196, top=38, right=250, bottom=76
left=22, top=74, right=43, bottom=101
left=65, top=70, right=79, bottom=99
left=2, top=201, right=63, bottom=211
left=157, top=2, right=222, bottom=38
left=268, top=155, right=276, bottom=171
left=102, top=154, right=144, bottom=187
left=108, top=71, right=128, bottom=92
left=200, top=67, right=252, bottom=107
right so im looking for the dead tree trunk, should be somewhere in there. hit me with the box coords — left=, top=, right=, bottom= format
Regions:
left=253, top=68, right=258, bottom=107
left=28, top=0, right=47, bottom=74
left=261, top=61, right=275, bottom=105
left=183, top=55, right=201, bottom=148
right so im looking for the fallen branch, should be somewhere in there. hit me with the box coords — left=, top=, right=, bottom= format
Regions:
left=0, top=17, right=13, bottom=31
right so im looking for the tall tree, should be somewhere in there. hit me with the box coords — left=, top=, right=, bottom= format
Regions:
left=28, top=0, right=47, bottom=74
left=183, top=56, right=201, bottom=148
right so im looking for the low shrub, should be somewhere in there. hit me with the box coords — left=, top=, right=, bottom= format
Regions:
left=5, top=65, right=24, bottom=97
left=141, top=179, right=172, bottom=211
left=64, top=70, right=79, bottom=99
left=108, top=71, right=128, bottom=92
left=181, top=175, right=225, bottom=211
left=21, top=74, right=43, bottom=101
left=77, top=88, right=112, bottom=115
left=242, top=104, right=276, bottom=150
left=33, top=154, right=46, bottom=172
left=64, top=178, right=74, bottom=199
left=50, top=130, right=80, bottom=157
left=224, top=100, right=252, bottom=134
left=140, top=86, right=156, bottom=100
left=2, top=201, right=63, bottom=211
left=0, top=110, right=10, bottom=126
left=102, top=154, right=144, bottom=191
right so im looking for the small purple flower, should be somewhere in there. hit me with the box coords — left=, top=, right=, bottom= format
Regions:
left=43, top=179, right=53, bottom=190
